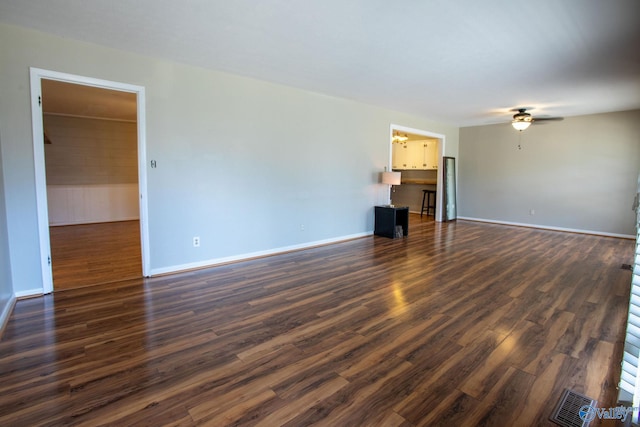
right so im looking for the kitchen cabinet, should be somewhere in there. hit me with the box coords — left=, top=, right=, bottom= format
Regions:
left=421, top=140, right=438, bottom=170
left=392, top=139, right=438, bottom=170
left=392, top=142, right=409, bottom=170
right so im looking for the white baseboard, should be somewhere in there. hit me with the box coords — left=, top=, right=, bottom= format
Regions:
left=14, top=289, right=44, bottom=298
left=150, top=232, right=372, bottom=276
left=457, top=216, right=635, bottom=239
left=0, top=294, right=17, bottom=338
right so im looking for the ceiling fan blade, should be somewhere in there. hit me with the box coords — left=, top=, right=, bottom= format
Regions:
left=532, top=116, right=564, bottom=122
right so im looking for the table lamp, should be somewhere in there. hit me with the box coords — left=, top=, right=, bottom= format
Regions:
left=382, top=170, right=401, bottom=206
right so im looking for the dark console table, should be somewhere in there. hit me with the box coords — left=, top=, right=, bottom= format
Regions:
left=374, top=205, right=409, bottom=238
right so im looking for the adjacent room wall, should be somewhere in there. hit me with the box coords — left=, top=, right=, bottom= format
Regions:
left=44, top=115, right=139, bottom=225
left=0, top=23, right=459, bottom=295
left=458, top=110, right=640, bottom=237
left=390, top=169, right=438, bottom=213
left=44, top=115, right=138, bottom=186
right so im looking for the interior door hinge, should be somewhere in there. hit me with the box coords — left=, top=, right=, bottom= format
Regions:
left=38, top=96, right=42, bottom=107
left=47, top=256, right=51, bottom=266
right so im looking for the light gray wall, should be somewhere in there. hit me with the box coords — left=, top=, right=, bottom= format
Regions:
left=0, top=130, right=14, bottom=326
left=0, top=23, right=459, bottom=294
left=459, top=110, right=640, bottom=236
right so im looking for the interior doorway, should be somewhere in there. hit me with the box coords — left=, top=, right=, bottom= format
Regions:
left=389, top=124, right=445, bottom=222
left=30, top=68, right=150, bottom=294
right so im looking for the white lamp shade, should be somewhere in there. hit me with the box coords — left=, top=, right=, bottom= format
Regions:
left=382, top=171, right=401, bottom=185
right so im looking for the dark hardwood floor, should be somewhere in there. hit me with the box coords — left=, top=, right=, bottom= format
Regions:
left=0, top=215, right=635, bottom=426
left=49, top=220, right=142, bottom=291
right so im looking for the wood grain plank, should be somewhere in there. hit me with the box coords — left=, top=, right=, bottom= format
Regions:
left=0, top=216, right=634, bottom=426
left=49, top=220, right=142, bottom=290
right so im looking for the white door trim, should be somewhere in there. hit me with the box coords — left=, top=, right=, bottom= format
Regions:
left=29, top=67, right=150, bottom=294
left=389, top=124, right=446, bottom=222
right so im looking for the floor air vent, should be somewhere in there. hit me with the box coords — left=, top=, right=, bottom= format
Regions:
left=550, top=389, right=597, bottom=427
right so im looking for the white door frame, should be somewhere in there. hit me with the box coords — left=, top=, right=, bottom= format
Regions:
left=29, top=67, right=150, bottom=294
left=389, top=124, right=446, bottom=222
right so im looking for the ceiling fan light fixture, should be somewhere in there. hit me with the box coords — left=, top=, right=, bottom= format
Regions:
left=511, top=120, right=531, bottom=131
left=508, top=107, right=563, bottom=131
left=392, top=131, right=409, bottom=143
left=511, top=109, right=533, bottom=131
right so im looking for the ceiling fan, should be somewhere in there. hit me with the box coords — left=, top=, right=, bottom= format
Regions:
left=511, top=108, right=563, bottom=131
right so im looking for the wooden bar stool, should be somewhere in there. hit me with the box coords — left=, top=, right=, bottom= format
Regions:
left=421, top=189, right=436, bottom=217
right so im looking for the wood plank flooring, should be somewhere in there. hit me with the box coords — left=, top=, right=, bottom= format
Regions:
left=49, top=221, right=142, bottom=290
left=0, top=216, right=635, bottom=426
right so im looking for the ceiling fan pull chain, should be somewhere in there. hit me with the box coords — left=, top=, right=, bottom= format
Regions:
left=517, top=131, right=522, bottom=150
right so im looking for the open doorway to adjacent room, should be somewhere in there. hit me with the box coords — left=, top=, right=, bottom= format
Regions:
left=30, top=68, right=149, bottom=293
left=389, top=124, right=445, bottom=222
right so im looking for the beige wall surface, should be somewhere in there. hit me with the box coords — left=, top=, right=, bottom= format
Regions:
left=44, top=115, right=138, bottom=185
left=0, top=23, right=459, bottom=294
left=459, top=110, right=640, bottom=236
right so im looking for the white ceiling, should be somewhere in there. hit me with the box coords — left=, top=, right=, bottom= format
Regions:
left=1, top=0, right=639, bottom=127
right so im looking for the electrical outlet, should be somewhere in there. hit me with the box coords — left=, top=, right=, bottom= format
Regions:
left=300, top=224, right=305, bottom=231
left=193, top=236, right=200, bottom=247
left=529, top=209, right=535, bottom=216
